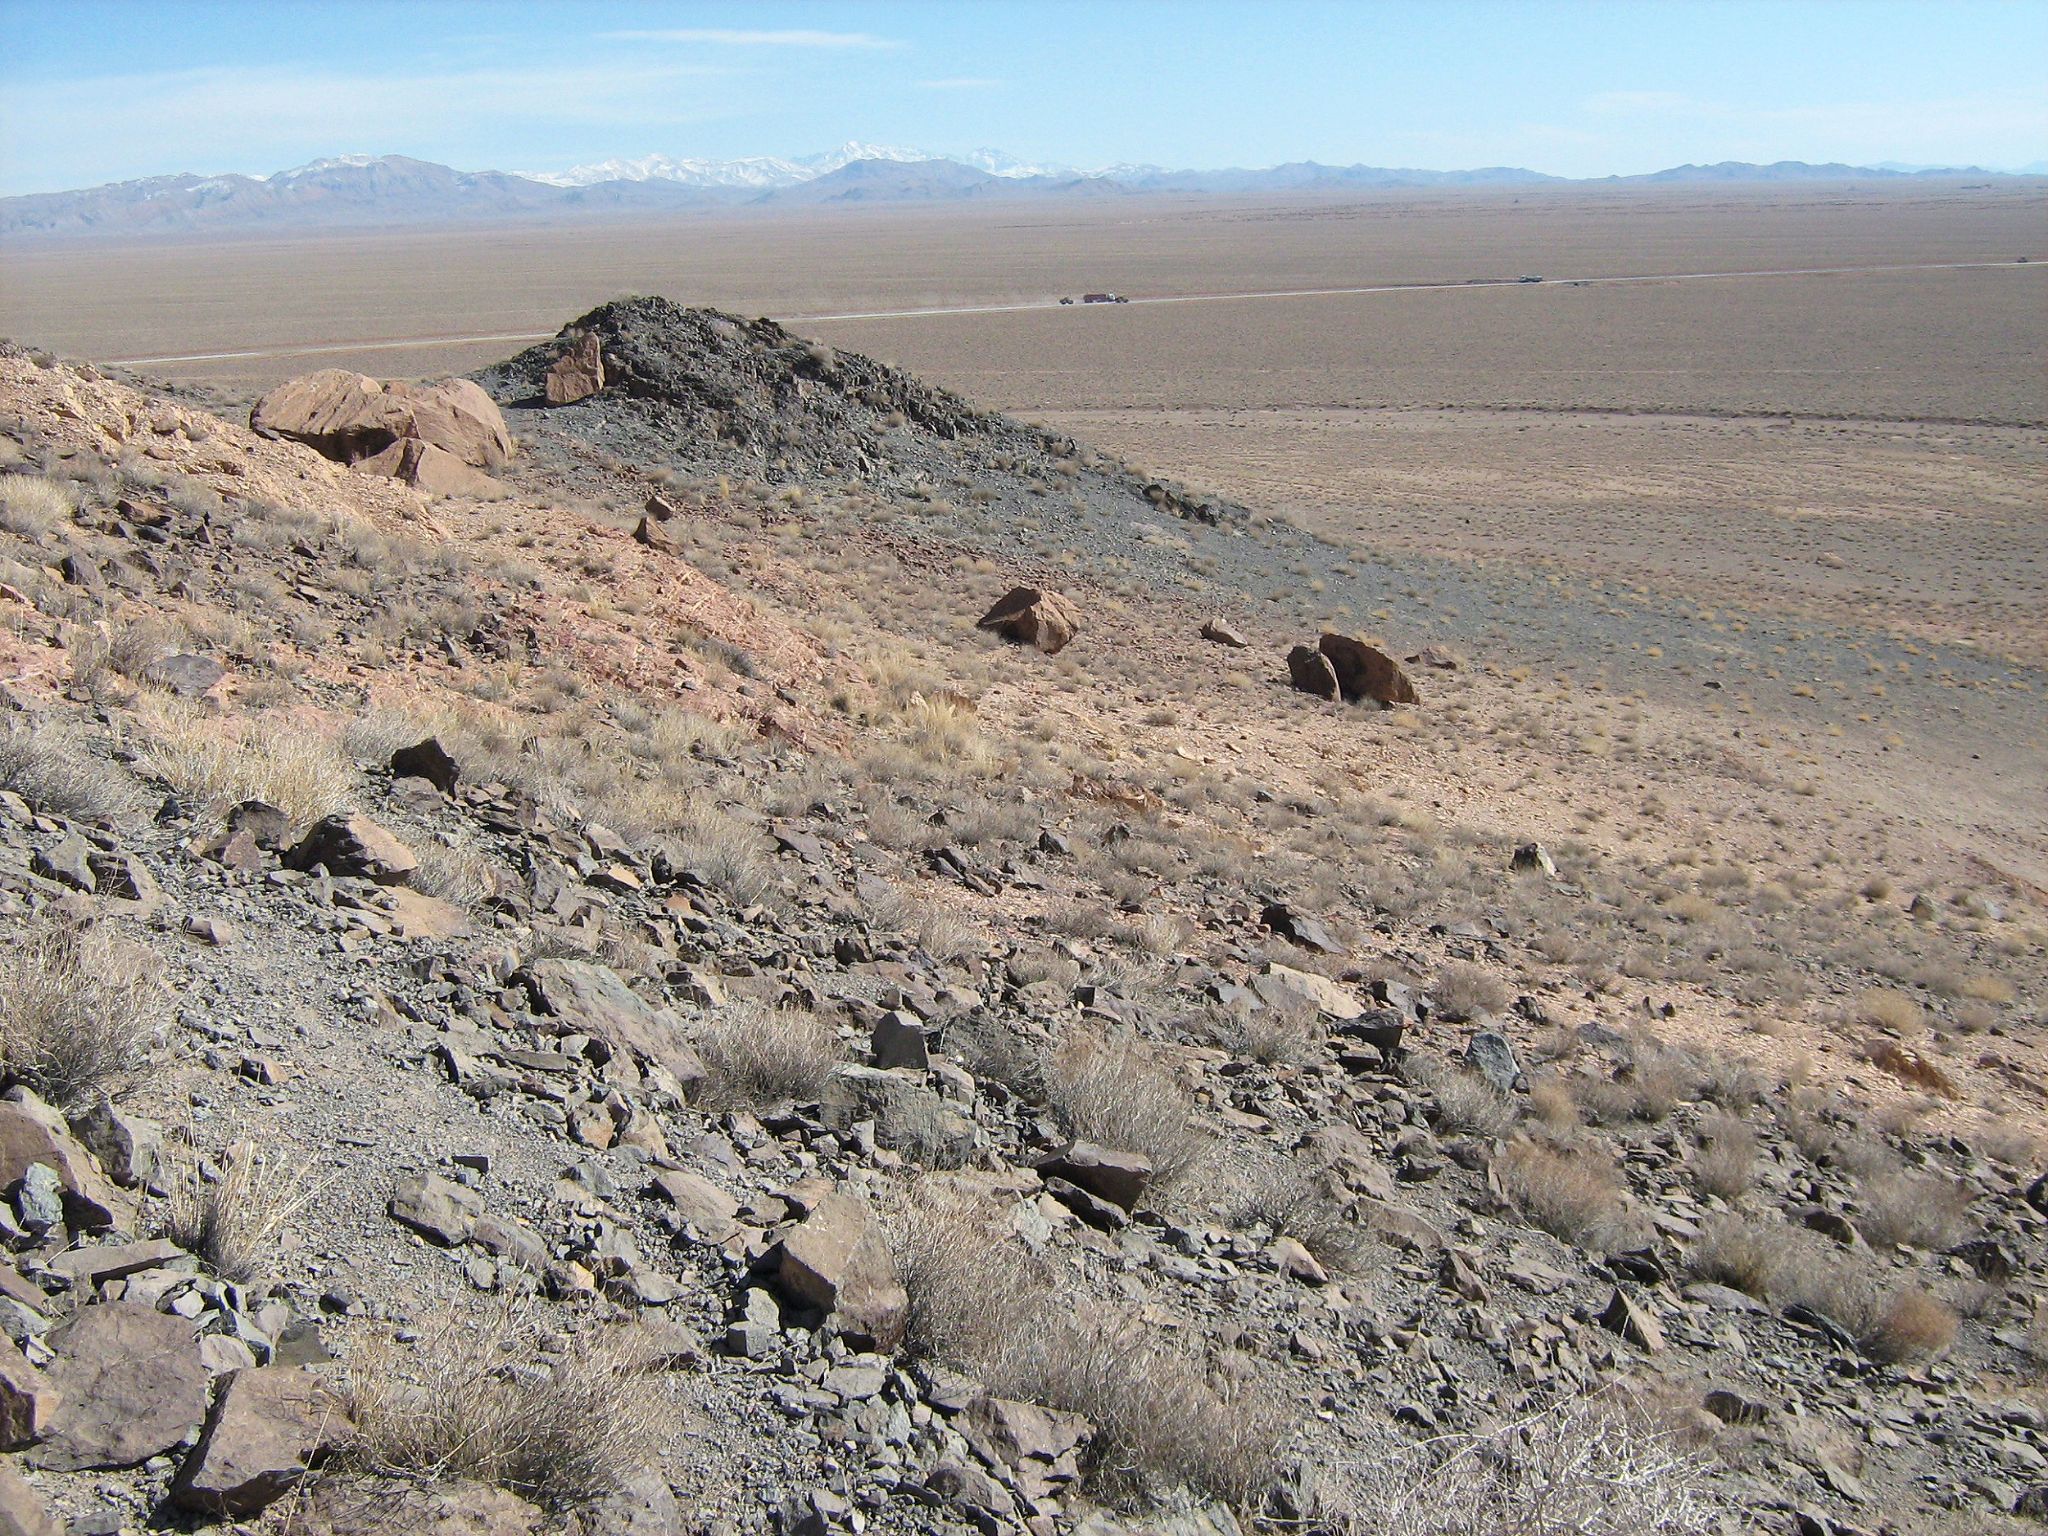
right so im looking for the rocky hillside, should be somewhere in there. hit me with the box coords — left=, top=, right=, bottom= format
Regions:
left=0, top=325, right=2044, bottom=1536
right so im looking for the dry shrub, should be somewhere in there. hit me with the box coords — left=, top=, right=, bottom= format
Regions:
left=1200, top=999, right=1320, bottom=1066
left=1860, top=1287, right=1958, bottom=1364
left=1410, top=1056, right=1517, bottom=1139
left=1227, top=1154, right=1370, bottom=1272
left=887, top=1182, right=1288, bottom=1505
left=1855, top=987, right=1923, bottom=1034
left=1432, top=962, right=1510, bottom=1023
left=0, top=917, right=161, bottom=1110
left=409, top=837, right=505, bottom=908
left=138, top=699, right=354, bottom=828
left=0, top=473, right=72, bottom=537
left=1856, top=1166, right=1975, bottom=1250
left=1338, top=1392, right=1724, bottom=1535
left=1526, top=1076, right=1580, bottom=1129
left=1689, top=1114, right=1756, bottom=1201
left=0, top=718, right=143, bottom=821
left=340, top=1304, right=661, bottom=1507
left=1008, top=1310, right=1288, bottom=1507
left=887, top=1180, right=1049, bottom=1365
left=1858, top=1039, right=1958, bottom=1099
left=1492, top=1137, right=1641, bottom=1254
left=160, top=1137, right=309, bottom=1284
left=667, top=806, right=773, bottom=908
left=1684, top=1214, right=1779, bottom=1297
left=1045, top=1027, right=1207, bottom=1190
left=694, top=1003, right=840, bottom=1107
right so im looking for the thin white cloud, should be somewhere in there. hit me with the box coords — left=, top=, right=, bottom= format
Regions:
left=601, top=28, right=899, bottom=49
left=917, top=77, right=1002, bottom=91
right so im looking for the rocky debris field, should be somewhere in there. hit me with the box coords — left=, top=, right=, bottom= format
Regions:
left=0, top=323, right=2044, bottom=1536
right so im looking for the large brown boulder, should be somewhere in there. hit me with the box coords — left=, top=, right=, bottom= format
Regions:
left=977, top=587, right=1082, bottom=655
left=775, top=1190, right=907, bottom=1350
left=172, top=1365, right=342, bottom=1516
left=1318, top=632, right=1417, bottom=707
left=352, top=439, right=507, bottom=500
left=545, top=333, right=606, bottom=405
left=251, top=370, right=512, bottom=471
left=31, top=1302, right=207, bottom=1471
left=1286, top=644, right=1338, bottom=700
left=283, top=813, right=417, bottom=886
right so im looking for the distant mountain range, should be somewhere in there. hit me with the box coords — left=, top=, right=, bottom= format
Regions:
left=3, top=145, right=2037, bottom=241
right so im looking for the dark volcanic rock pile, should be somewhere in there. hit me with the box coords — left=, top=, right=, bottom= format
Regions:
left=482, top=296, right=1245, bottom=523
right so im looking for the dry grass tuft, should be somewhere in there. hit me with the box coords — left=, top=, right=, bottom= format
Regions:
left=694, top=1003, right=840, bottom=1107
left=1432, top=962, right=1511, bottom=1023
left=159, top=1137, right=310, bottom=1284
left=0, top=917, right=161, bottom=1110
left=1855, top=986, right=1923, bottom=1034
left=1410, top=1055, right=1517, bottom=1139
left=1859, top=1287, right=1958, bottom=1364
left=1227, top=1154, right=1370, bottom=1272
left=1200, top=999, right=1321, bottom=1066
left=1044, top=1027, right=1208, bottom=1191
left=0, top=718, right=143, bottom=821
left=666, top=806, right=774, bottom=907
left=1856, top=1166, right=1975, bottom=1251
left=1684, top=1214, right=1779, bottom=1297
left=1492, top=1136, right=1641, bottom=1254
left=137, top=700, right=355, bottom=828
left=1689, top=1114, right=1757, bottom=1201
left=0, top=473, right=73, bottom=537
left=1340, top=1392, right=1725, bottom=1535
left=340, top=1304, right=662, bottom=1507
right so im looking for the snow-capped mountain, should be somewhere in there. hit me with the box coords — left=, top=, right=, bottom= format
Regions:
left=522, top=141, right=1084, bottom=189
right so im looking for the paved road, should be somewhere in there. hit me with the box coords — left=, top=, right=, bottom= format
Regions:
left=108, top=259, right=2039, bottom=367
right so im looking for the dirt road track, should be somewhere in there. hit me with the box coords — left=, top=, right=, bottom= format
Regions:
left=106, top=258, right=2040, bottom=367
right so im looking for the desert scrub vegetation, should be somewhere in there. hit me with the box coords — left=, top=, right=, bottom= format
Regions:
left=1338, top=1391, right=1724, bottom=1535
left=0, top=916, right=161, bottom=1110
left=1431, top=961, right=1510, bottom=1022
left=1407, top=1054, right=1517, bottom=1139
left=886, top=1180, right=1288, bottom=1507
left=1225, top=1153, right=1370, bottom=1272
left=693, top=1003, right=841, bottom=1107
left=1044, top=1026, right=1207, bottom=1192
left=158, top=1136, right=310, bottom=1284
left=1492, top=1136, right=1644, bottom=1254
left=136, top=698, right=355, bottom=828
left=340, top=1304, right=663, bottom=1507
left=0, top=471, right=73, bottom=537
left=0, top=716, right=142, bottom=821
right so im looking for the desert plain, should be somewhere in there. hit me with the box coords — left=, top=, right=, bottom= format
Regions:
left=2, top=176, right=2048, bottom=1532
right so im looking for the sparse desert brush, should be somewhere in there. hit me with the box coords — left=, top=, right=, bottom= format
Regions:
left=693, top=1003, right=840, bottom=1107
left=1045, top=1027, right=1207, bottom=1190
left=159, top=1137, right=310, bottom=1284
left=1408, top=1055, right=1516, bottom=1139
left=886, top=1179, right=1050, bottom=1366
left=136, top=698, right=355, bottom=828
left=0, top=472, right=73, bottom=537
left=0, top=716, right=142, bottom=821
left=1337, top=1391, right=1724, bottom=1536
left=0, top=916, right=162, bottom=1110
left=1855, top=987, right=1923, bottom=1034
left=1855, top=1164, right=1975, bottom=1251
left=1432, top=962, right=1510, bottom=1023
left=1200, top=998, right=1320, bottom=1066
left=340, top=1303, right=663, bottom=1507
left=666, top=804, right=774, bottom=906
left=1689, top=1113, right=1758, bottom=1201
left=1684, top=1213, right=1780, bottom=1297
left=1493, top=1136, right=1640, bottom=1253
left=1958, top=972, right=2016, bottom=1005
left=408, top=836, right=505, bottom=908
left=1526, top=1075, right=1581, bottom=1129
left=1859, top=1287, right=1958, bottom=1364
left=1227, top=1153, right=1370, bottom=1272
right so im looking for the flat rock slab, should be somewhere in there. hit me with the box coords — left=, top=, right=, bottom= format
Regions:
left=0, top=1336, right=56, bottom=1448
left=776, top=1190, right=907, bottom=1352
left=32, top=1301, right=206, bottom=1470
left=388, top=1173, right=482, bottom=1246
left=292, top=1476, right=546, bottom=1535
left=1251, top=962, right=1364, bottom=1022
left=1036, top=1141, right=1152, bottom=1212
left=173, top=1364, right=341, bottom=1516
left=518, top=959, right=704, bottom=1094
left=0, top=1458, right=62, bottom=1536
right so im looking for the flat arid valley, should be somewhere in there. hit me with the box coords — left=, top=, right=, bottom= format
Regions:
left=3, top=10, right=2048, bottom=1536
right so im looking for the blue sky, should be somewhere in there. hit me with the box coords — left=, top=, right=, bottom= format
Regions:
left=1, top=0, right=2043, bottom=194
